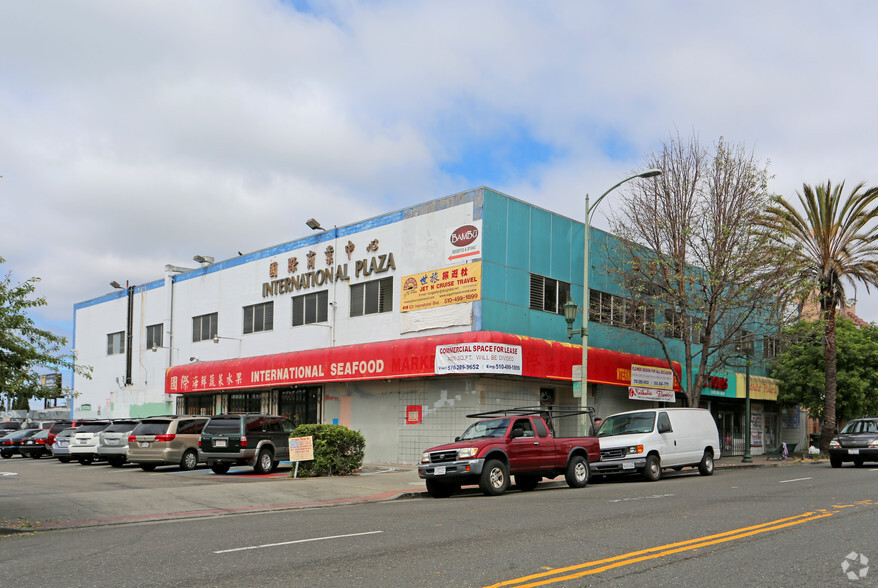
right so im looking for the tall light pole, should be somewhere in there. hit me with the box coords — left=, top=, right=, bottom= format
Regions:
left=565, top=168, right=662, bottom=432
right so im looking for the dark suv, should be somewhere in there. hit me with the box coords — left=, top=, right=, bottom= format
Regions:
left=199, top=414, right=293, bottom=475
left=829, top=417, right=878, bottom=468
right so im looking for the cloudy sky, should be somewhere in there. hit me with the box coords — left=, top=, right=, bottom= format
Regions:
left=3, top=0, right=878, bottom=349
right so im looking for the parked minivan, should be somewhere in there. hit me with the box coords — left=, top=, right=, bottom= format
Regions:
left=591, top=408, right=720, bottom=481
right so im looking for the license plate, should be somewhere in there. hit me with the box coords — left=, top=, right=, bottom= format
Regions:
left=215, top=439, right=227, bottom=448
left=434, top=466, right=446, bottom=475
left=106, top=439, right=118, bottom=445
left=139, top=442, right=150, bottom=448
left=849, top=449, right=860, bottom=455
left=622, top=462, right=635, bottom=470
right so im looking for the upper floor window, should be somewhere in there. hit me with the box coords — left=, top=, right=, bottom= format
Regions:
left=590, top=289, right=655, bottom=334
left=350, top=277, right=393, bottom=317
left=763, top=336, right=780, bottom=360
left=663, top=309, right=685, bottom=340
left=107, top=331, right=125, bottom=355
left=530, top=274, right=570, bottom=314
left=243, top=301, right=274, bottom=334
left=146, top=323, right=163, bottom=350
left=192, top=312, right=218, bottom=343
left=293, top=291, right=328, bottom=326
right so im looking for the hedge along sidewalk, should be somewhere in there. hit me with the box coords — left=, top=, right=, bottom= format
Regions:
left=289, top=424, right=366, bottom=477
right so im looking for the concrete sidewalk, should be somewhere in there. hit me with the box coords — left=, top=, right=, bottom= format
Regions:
left=1, top=457, right=819, bottom=534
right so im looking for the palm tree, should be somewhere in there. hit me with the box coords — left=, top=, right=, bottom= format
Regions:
left=764, top=181, right=878, bottom=452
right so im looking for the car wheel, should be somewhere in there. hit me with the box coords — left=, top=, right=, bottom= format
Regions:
left=516, top=474, right=541, bottom=492
left=78, top=456, right=94, bottom=465
left=211, top=462, right=231, bottom=475
left=179, top=450, right=198, bottom=471
left=271, top=460, right=280, bottom=473
left=479, top=459, right=510, bottom=496
left=254, top=449, right=274, bottom=474
left=698, top=451, right=715, bottom=476
left=853, top=457, right=865, bottom=467
left=1, top=452, right=10, bottom=459
left=830, top=456, right=842, bottom=469
left=425, top=479, right=457, bottom=498
left=31, top=453, right=41, bottom=460
left=58, top=457, right=71, bottom=463
left=565, top=455, right=590, bottom=488
left=643, top=454, right=662, bottom=481
left=108, top=456, right=125, bottom=468
left=140, top=463, right=158, bottom=472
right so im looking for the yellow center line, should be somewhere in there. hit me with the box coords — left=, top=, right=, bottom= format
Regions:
left=484, top=510, right=839, bottom=588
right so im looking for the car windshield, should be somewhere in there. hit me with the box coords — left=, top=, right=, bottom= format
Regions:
left=76, top=424, right=110, bottom=433
left=132, top=421, right=170, bottom=435
left=104, top=422, right=138, bottom=433
left=203, top=418, right=242, bottom=434
left=459, top=418, right=511, bottom=440
left=597, top=412, right=657, bottom=437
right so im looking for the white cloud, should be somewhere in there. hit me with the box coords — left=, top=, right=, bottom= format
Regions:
left=2, top=0, right=878, bottom=334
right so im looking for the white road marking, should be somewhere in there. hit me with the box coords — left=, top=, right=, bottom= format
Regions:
left=214, top=530, right=384, bottom=554
left=779, top=477, right=812, bottom=483
left=608, top=493, right=675, bottom=503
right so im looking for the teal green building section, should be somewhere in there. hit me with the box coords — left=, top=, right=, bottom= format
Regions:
left=476, top=187, right=772, bottom=387
left=480, top=188, right=664, bottom=357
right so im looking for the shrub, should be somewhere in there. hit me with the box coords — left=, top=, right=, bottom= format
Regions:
left=289, top=424, right=365, bottom=477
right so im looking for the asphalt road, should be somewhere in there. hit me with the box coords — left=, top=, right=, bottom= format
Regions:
left=2, top=461, right=877, bottom=587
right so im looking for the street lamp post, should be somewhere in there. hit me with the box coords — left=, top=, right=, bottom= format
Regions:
left=564, top=169, right=662, bottom=433
left=735, top=338, right=753, bottom=463
left=742, top=349, right=753, bottom=464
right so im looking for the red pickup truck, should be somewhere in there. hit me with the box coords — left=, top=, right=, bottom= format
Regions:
left=418, top=407, right=601, bottom=497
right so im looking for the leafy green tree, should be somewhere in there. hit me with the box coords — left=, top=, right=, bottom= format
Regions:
left=771, top=318, right=878, bottom=425
left=763, top=181, right=878, bottom=451
left=0, top=257, right=91, bottom=410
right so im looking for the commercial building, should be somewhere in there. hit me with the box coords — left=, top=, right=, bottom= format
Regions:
left=72, top=187, right=802, bottom=463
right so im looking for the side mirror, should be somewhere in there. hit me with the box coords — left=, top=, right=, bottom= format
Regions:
left=454, top=436, right=460, bottom=442
left=658, top=422, right=672, bottom=434
left=511, top=428, right=525, bottom=438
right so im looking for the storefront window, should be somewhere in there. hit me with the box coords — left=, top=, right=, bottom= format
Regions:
left=228, top=393, right=261, bottom=414
left=279, top=388, right=321, bottom=428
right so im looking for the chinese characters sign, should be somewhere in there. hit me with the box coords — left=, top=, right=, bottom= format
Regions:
left=400, top=261, right=481, bottom=312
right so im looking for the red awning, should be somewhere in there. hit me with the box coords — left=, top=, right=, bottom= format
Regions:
left=165, top=331, right=681, bottom=394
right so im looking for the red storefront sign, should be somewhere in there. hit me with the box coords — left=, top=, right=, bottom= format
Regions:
left=165, top=331, right=681, bottom=394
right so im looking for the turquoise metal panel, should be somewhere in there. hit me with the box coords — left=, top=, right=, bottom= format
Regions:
left=506, top=198, right=531, bottom=268
left=528, top=207, right=551, bottom=276
left=550, top=216, right=573, bottom=283
left=481, top=189, right=508, bottom=267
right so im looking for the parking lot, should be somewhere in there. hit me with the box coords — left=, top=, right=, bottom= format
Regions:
left=0, top=455, right=421, bottom=532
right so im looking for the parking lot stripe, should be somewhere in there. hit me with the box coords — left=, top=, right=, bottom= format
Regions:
left=778, top=477, right=812, bottom=483
left=213, top=530, right=383, bottom=554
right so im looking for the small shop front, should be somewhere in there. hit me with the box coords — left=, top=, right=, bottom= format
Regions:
left=701, top=372, right=787, bottom=456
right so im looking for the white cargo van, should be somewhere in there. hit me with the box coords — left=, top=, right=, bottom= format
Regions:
left=591, top=408, right=721, bottom=481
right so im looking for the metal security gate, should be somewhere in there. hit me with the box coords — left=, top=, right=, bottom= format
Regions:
left=716, top=409, right=745, bottom=456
